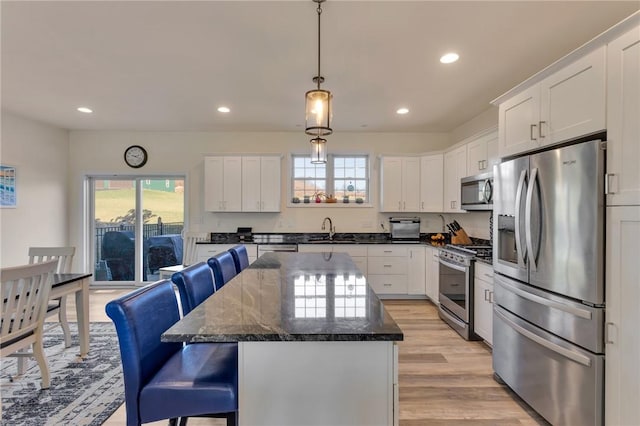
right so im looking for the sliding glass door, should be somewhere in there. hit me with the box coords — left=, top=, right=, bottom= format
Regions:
left=90, top=176, right=185, bottom=286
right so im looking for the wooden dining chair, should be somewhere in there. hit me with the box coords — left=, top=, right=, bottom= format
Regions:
left=28, top=247, right=76, bottom=348
left=182, top=231, right=209, bottom=266
left=1, top=259, right=59, bottom=389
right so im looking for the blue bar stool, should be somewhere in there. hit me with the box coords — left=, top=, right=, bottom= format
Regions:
left=228, top=245, right=249, bottom=274
left=171, top=262, right=216, bottom=316
left=207, top=252, right=238, bottom=291
left=106, top=280, right=238, bottom=426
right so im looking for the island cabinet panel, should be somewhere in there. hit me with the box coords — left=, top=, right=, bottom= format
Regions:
left=606, top=25, right=640, bottom=207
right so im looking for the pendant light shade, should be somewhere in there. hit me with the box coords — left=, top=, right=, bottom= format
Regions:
left=305, top=0, right=333, bottom=140
left=305, top=89, right=332, bottom=136
left=310, top=137, right=327, bottom=164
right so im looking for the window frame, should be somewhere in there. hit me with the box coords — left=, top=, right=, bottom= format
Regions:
left=289, top=153, right=372, bottom=207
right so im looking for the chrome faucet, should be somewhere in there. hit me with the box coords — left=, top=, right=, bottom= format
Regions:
left=438, top=214, right=446, bottom=232
left=321, top=217, right=336, bottom=240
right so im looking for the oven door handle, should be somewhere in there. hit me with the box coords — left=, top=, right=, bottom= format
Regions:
left=438, top=257, right=467, bottom=273
left=494, top=306, right=591, bottom=367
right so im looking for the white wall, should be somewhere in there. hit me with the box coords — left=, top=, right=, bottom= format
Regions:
left=450, top=106, right=498, bottom=144
left=68, top=130, right=457, bottom=266
left=0, top=111, right=70, bottom=267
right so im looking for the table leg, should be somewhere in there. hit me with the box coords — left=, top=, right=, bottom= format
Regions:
left=75, top=277, right=90, bottom=358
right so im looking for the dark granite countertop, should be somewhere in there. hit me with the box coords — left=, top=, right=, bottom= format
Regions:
left=162, top=252, right=404, bottom=343
left=199, top=232, right=452, bottom=246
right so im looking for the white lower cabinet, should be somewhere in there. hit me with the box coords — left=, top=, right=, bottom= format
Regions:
left=473, top=262, right=494, bottom=345
left=425, top=246, right=440, bottom=304
left=367, top=245, right=409, bottom=296
left=194, top=244, right=257, bottom=264
left=407, top=246, right=426, bottom=295
left=605, top=206, right=640, bottom=426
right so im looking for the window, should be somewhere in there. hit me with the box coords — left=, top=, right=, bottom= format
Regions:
left=291, top=154, right=369, bottom=203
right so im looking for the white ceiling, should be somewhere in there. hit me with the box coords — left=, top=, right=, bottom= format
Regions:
left=2, top=1, right=638, bottom=133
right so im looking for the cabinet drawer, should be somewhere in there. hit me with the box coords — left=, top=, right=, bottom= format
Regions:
left=367, top=275, right=408, bottom=294
left=368, top=257, right=407, bottom=275
left=297, top=244, right=332, bottom=253
left=332, top=245, right=368, bottom=257
left=367, top=245, right=408, bottom=257
left=195, top=244, right=235, bottom=262
left=474, top=262, right=494, bottom=281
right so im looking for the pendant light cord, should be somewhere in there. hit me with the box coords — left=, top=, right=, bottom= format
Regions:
left=317, top=3, right=322, bottom=90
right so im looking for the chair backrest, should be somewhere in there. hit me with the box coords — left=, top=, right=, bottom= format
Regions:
left=171, top=262, right=216, bottom=316
left=1, top=259, right=58, bottom=345
left=207, top=252, right=238, bottom=291
left=28, top=246, right=76, bottom=274
left=228, top=245, right=249, bottom=274
left=182, top=232, right=209, bottom=266
left=105, top=280, right=182, bottom=426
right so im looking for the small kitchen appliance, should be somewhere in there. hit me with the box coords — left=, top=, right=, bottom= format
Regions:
left=389, top=217, right=420, bottom=242
left=461, top=172, right=493, bottom=211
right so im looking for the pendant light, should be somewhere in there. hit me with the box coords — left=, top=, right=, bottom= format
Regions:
left=310, top=137, right=327, bottom=164
left=305, top=0, right=333, bottom=145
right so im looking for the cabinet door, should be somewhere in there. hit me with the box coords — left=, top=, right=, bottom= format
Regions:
left=467, top=137, right=488, bottom=175
left=242, top=157, right=262, bottom=212
left=420, top=154, right=444, bottom=212
left=444, top=146, right=467, bottom=213
left=473, top=277, right=493, bottom=344
left=407, top=247, right=426, bottom=295
left=402, top=158, right=421, bottom=212
left=606, top=206, right=640, bottom=426
left=223, top=157, right=242, bottom=212
left=539, top=46, right=606, bottom=147
left=498, top=85, right=540, bottom=158
left=425, top=247, right=440, bottom=304
left=607, top=27, right=640, bottom=206
left=486, top=132, right=499, bottom=171
left=204, top=157, right=224, bottom=211
left=380, top=157, right=403, bottom=212
left=260, top=157, right=281, bottom=212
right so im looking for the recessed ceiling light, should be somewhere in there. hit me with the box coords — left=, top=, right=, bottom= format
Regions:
left=396, top=108, right=409, bottom=115
left=440, top=53, right=459, bottom=64
left=77, top=107, right=93, bottom=113
left=217, top=106, right=230, bottom=113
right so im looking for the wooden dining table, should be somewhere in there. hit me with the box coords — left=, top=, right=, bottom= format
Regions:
left=51, top=273, right=91, bottom=358
left=163, top=252, right=403, bottom=426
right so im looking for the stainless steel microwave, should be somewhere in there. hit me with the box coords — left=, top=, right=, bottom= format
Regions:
left=461, top=172, right=493, bottom=211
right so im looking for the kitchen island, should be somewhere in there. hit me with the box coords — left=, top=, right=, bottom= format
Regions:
left=162, top=252, right=403, bottom=426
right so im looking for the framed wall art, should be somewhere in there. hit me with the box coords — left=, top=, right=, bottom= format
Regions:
left=0, top=164, right=17, bottom=208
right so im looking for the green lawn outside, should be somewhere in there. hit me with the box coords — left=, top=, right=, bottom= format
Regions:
left=95, top=188, right=184, bottom=223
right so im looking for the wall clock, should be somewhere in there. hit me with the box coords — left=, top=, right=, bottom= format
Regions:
left=124, top=145, right=148, bottom=168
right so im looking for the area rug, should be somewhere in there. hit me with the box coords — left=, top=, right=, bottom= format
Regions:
left=1, top=322, right=124, bottom=426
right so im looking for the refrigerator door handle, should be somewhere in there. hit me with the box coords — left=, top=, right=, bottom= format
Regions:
left=494, top=274, right=593, bottom=319
left=494, top=307, right=592, bottom=367
left=525, top=167, right=538, bottom=271
left=514, top=169, right=528, bottom=267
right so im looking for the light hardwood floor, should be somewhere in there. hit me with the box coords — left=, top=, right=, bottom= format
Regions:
left=63, top=291, right=545, bottom=425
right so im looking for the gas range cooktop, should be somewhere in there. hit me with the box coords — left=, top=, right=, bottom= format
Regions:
left=440, top=244, right=493, bottom=262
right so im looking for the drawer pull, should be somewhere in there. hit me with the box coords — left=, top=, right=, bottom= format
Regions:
left=383, top=283, right=392, bottom=287
left=384, top=264, right=392, bottom=268
left=484, top=273, right=493, bottom=279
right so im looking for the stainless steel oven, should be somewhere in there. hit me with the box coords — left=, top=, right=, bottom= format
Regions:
left=437, top=246, right=480, bottom=341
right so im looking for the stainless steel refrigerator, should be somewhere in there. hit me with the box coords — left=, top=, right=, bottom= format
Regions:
left=492, top=137, right=606, bottom=426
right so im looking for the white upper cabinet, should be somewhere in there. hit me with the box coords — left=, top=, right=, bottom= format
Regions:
left=419, top=154, right=444, bottom=212
left=443, top=145, right=467, bottom=213
left=380, top=157, right=420, bottom=212
left=606, top=25, right=640, bottom=206
left=204, top=156, right=242, bottom=212
left=466, top=130, right=499, bottom=176
left=206, top=155, right=280, bottom=212
left=498, top=46, right=606, bottom=158
left=242, top=156, right=281, bottom=212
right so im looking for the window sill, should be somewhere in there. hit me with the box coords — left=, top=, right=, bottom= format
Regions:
left=287, top=202, right=373, bottom=208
